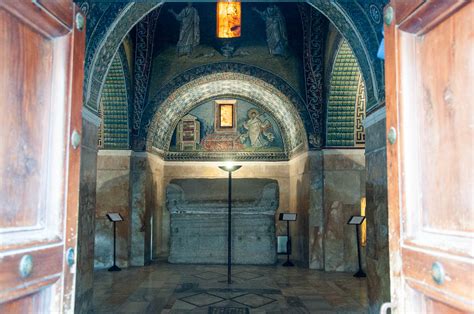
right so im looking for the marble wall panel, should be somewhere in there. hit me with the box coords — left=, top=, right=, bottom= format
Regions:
left=323, top=149, right=366, bottom=272
left=75, top=117, right=99, bottom=314
left=146, top=154, right=165, bottom=259
left=308, top=153, right=324, bottom=270
left=364, top=111, right=390, bottom=314
left=288, top=151, right=324, bottom=268
left=95, top=151, right=131, bottom=268
left=130, top=153, right=148, bottom=266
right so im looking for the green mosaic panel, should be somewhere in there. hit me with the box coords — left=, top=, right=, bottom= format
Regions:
left=99, top=54, right=129, bottom=149
left=326, top=40, right=361, bottom=147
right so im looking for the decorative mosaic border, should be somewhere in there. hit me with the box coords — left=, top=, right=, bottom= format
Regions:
left=163, top=151, right=290, bottom=162
left=133, top=7, right=161, bottom=136
left=145, top=73, right=308, bottom=160
left=82, top=2, right=163, bottom=112
left=299, top=5, right=327, bottom=148
left=138, top=62, right=312, bottom=150
left=305, top=0, right=386, bottom=109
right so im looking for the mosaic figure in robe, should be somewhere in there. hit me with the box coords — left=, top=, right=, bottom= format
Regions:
left=169, top=3, right=200, bottom=56
left=241, top=109, right=275, bottom=148
left=253, top=5, right=289, bottom=57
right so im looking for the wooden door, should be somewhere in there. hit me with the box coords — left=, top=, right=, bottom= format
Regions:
left=385, top=0, right=473, bottom=312
left=0, top=1, right=85, bottom=312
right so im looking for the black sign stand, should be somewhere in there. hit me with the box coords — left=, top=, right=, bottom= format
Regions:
left=347, top=215, right=366, bottom=278
left=279, top=213, right=297, bottom=267
left=283, top=219, right=294, bottom=267
left=107, top=213, right=123, bottom=272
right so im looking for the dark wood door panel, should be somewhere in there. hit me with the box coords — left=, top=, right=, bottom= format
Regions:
left=0, top=0, right=84, bottom=311
left=0, top=245, right=63, bottom=303
left=402, top=247, right=474, bottom=311
left=1, top=1, right=71, bottom=37
left=0, top=7, right=53, bottom=231
left=386, top=0, right=473, bottom=312
left=390, top=0, right=425, bottom=26
left=399, top=0, right=469, bottom=34
left=34, top=0, right=74, bottom=28
left=0, top=290, right=49, bottom=314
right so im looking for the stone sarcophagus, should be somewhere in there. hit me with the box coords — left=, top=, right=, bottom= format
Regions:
left=166, top=179, right=278, bottom=264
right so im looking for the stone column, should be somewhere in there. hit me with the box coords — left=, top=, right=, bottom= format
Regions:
left=289, top=151, right=324, bottom=267
left=308, top=151, right=324, bottom=269
left=130, top=152, right=148, bottom=266
left=364, top=107, right=390, bottom=314
left=75, top=109, right=100, bottom=314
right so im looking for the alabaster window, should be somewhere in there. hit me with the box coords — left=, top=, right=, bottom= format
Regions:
left=219, top=104, right=234, bottom=128
left=215, top=100, right=237, bottom=132
left=216, top=1, right=241, bottom=38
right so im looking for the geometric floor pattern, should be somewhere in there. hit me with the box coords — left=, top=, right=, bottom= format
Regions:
left=92, top=258, right=369, bottom=313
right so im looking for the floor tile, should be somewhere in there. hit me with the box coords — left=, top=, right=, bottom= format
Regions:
left=92, top=260, right=369, bottom=313
left=179, top=292, right=225, bottom=307
left=232, top=293, right=277, bottom=308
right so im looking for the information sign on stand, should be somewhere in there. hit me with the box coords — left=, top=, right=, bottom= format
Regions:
left=279, top=213, right=297, bottom=267
left=106, top=213, right=123, bottom=272
left=347, top=215, right=366, bottom=277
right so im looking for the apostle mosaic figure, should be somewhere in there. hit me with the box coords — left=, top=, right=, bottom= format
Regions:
left=169, top=3, right=200, bottom=56
left=253, top=5, right=289, bottom=57
left=240, top=109, right=275, bottom=148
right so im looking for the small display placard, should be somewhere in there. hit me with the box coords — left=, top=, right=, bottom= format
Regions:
left=347, top=215, right=365, bottom=225
left=279, top=213, right=297, bottom=221
left=107, top=213, right=123, bottom=222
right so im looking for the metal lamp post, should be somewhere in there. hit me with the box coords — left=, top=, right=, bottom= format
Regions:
left=218, top=162, right=242, bottom=284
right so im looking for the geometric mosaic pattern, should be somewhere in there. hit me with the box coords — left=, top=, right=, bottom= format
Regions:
left=326, top=40, right=365, bottom=147
left=98, top=52, right=130, bottom=149
left=354, top=76, right=366, bottom=146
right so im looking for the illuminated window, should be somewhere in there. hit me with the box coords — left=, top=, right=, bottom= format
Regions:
left=215, top=100, right=237, bottom=132
left=219, top=104, right=234, bottom=128
left=216, top=1, right=241, bottom=38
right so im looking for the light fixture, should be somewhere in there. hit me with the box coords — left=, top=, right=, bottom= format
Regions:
left=220, top=161, right=241, bottom=172
left=218, top=161, right=242, bottom=284
left=216, top=0, right=241, bottom=39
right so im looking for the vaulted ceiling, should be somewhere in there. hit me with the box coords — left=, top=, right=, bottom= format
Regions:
left=79, top=0, right=387, bottom=156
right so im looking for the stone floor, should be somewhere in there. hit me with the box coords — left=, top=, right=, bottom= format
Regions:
left=92, top=260, right=368, bottom=313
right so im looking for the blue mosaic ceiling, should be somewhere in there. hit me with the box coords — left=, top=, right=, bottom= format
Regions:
left=78, top=0, right=387, bottom=154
